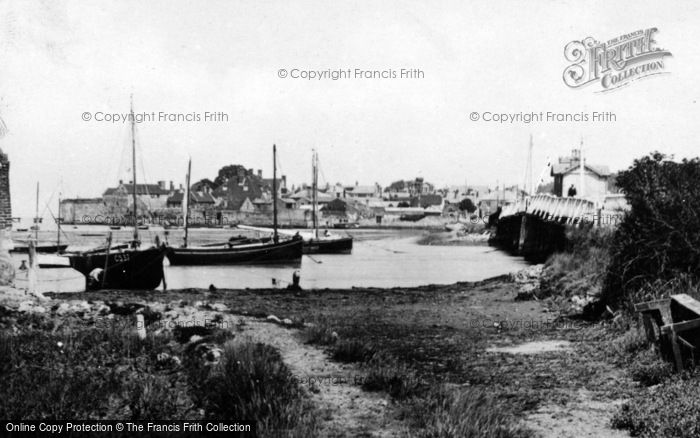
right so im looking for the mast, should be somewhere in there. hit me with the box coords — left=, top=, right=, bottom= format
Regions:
left=579, top=137, right=585, bottom=198
left=56, top=192, right=61, bottom=251
left=183, top=158, right=191, bottom=248
left=34, top=182, right=39, bottom=243
left=131, top=95, right=139, bottom=244
left=272, top=144, right=279, bottom=243
left=312, top=150, right=318, bottom=239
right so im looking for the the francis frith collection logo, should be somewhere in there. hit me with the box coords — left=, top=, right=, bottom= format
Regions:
left=563, top=28, right=672, bottom=92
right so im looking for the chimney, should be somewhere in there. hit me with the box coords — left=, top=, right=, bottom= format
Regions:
left=119, top=179, right=123, bottom=185
left=169, top=181, right=174, bottom=190
left=179, top=184, right=183, bottom=190
left=258, top=169, right=262, bottom=178
left=158, top=180, right=166, bottom=190
left=282, top=175, right=287, bottom=188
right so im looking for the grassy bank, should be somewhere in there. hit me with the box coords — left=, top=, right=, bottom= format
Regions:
left=0, top=309, right=317, bottom=437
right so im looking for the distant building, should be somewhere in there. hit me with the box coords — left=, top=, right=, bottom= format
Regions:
left=103, top=180, right=174, bottom=214
left=345, top=183, right=382, bottom=200
left=212, top=167, right=286, bottom=211
left=60, top=198, right=107, bottom=223
left=166, top=190, right=217, bottom=209
left=551, top=149, right=610, bottom=202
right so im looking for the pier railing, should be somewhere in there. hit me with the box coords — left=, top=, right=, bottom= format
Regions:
left=499, top=194, right=625, bottom=227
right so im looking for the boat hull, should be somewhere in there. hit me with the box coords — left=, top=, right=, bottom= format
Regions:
left=303, top=236, right=353, bottom=254
left=10, top=244, right=69, bottom=254
left=68, top=246, right=166, bottom=290
left=166, top=238, right=303, bottom=266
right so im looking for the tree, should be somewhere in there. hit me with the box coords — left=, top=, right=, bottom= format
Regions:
left=214, top=165, right=249, bottom=187
left=458, top=198, right=477, bottom=213
left=192, top=178, right=216, bottom=191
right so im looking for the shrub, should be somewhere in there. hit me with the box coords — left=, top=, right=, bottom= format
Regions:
left=612, top=372, right=700, bottom=437
left=603, top=152, right=700, bottom=310
left=628, top=348, right=674, bottom=387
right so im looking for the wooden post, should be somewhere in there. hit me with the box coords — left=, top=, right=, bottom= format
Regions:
left=136, top=314, right=147, bottom=340
left=102, top=232, right=112, bottom=288
left=27, top=239, right=36, bottom=295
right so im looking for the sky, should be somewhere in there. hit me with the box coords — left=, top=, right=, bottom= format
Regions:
left=0, top=0, right=699, bottom=217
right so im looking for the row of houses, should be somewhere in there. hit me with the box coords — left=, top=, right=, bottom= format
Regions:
left=60, top=150, right=615, bottom=225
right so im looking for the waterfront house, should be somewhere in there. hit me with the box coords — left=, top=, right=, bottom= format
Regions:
left=551, top=149, right=610, bottom=203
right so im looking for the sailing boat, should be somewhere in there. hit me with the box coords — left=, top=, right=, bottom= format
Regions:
left=11, top=182, right=69, bottom=254
left=236, top=150, right=353, bottom=254
left=304, top=150, right=353, bottom=254
left=67, top=96, right=167, bottom=290
left=166, top=145, right=303, bottom=265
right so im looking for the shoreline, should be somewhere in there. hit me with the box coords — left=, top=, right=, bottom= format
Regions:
left=1, top=266, right=633, bottom=437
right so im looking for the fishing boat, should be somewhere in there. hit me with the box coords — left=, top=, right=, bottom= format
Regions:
left=67, top=96, right=166, bottom=290
left=305, top=150, right=353, bottom=254
left=235, top=150, right=353, bottom=254
left=11, top=183, right=69, bottom=254
left=166, top=146, right=303, bottom=266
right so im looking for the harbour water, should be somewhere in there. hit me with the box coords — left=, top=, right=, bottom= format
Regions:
left=11, top=226, right=528, bottom=293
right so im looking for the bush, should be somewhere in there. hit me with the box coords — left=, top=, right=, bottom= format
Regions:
left=603, top=152, right=700, bottom=309
left=612, top=372, right=700, bottom=437
left=539, top=225, right=613, bottom=302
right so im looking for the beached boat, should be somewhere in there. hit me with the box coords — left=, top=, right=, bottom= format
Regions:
left=10, top=243, right=68, bottom=254
left=68, top=96, right=166, bottom=290
left=166, top=146, right=304, bottom=265
left=166, top=237, right=302, bottom=265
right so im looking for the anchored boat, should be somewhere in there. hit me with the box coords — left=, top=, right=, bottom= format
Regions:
left=68, top=96, right=166, bottom=290
left=166, top=145, right=303, bottom=265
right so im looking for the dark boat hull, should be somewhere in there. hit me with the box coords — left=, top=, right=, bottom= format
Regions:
left=10, top=244, right=69, bottom=254
left=68, top=246, right=167, bottom=290
left=303, top=237, right=353, bottom=254
left=167, top=238, right=303, bottom=265
left=332, top=222, right=359, bottom=229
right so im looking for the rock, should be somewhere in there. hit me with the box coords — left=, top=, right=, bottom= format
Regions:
left=156, top=352, right=181, bottom=369
left=282, top=318, right=293, bottom=326
left=209, top=303, right=228, bottom=313
left=204, top=347, right=222, bottom=363
left=55, top=302, right=72, bottom=315
left=71, top=300, right=92, bottom=314
left=94, top=303, right=111, bottom=316
left=571, top=295, right=596, bottom=313
left=18, top=300, right=46, bottom=314
left=266, top=315, right=282, bottom=324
